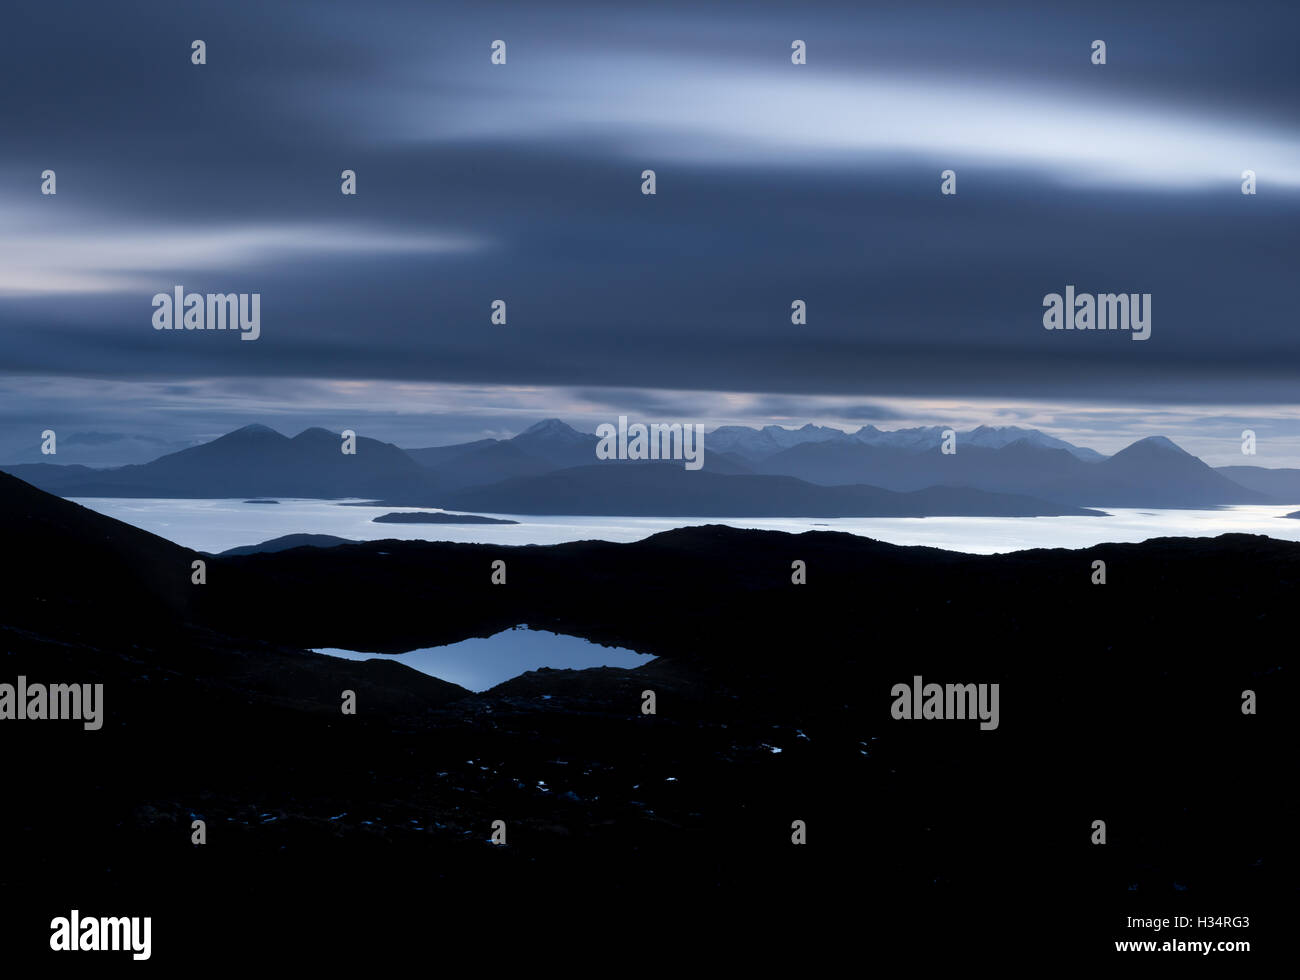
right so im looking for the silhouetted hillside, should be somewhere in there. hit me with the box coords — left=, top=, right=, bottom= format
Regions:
left=217, top=532, right=356, bottom=556
left=0, top=470, right=1287, bottom=959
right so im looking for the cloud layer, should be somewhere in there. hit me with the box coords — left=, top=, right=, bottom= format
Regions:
left=1, top=0, right=1297, bottom=457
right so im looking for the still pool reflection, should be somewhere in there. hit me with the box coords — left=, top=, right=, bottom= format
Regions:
left=313, top=625, right=649, bottom=692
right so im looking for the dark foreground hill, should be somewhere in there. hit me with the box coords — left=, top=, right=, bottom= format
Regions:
left=216, top=532, right=357, bottom=556
left=0, top=471, right=1288, bottom=963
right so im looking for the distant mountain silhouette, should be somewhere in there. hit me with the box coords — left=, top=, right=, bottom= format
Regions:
left=0, top=420, right=1270, bottom=513
left=408, top=419, right=599, bottom=473
left=1216, top=465, right=1300, bottom=501
left=707, top=423, right=854, bottom=457
left=710, top=422, right=1104, bottom=461
left=755, top=434, right=1266, bottom=507
left=958, top=424, right=1105, bottom=460
left=418, top=440, right=556, bottom=491
left=2, top=424, right=425, bottom=499
left=440, top=462, right=1101, bottom=517
left=1037, top=436, right=1268, bottom=507
left=404, top=438, right=499, bottom=468
left=508, top=418, right=602, bottom=467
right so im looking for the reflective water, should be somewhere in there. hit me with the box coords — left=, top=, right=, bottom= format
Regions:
left=69, top=496, right=1300, bottom=556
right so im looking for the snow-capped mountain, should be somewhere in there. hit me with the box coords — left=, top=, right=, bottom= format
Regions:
left=959, top=426, right=1104, bottom=461
left=708, top=422, right=1102, bottom=462
left=706, top=423, right=852, bottom=458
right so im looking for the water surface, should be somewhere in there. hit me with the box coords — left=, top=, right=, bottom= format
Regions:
left=69, top=496, right=1300, bottom=555
left=314, top=625, right=648, bottom=691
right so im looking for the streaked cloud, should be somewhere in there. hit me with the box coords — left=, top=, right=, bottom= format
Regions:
left=0, top=0, right=1296, bottom=442
left=399, top=56, right=1300, bottom=189
left=0, top=211, right=485, bottom=295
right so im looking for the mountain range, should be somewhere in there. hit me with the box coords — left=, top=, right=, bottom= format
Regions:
left=707, top=422, right=1106, bottom=461
left=2, top=418, right=1294, bottom=515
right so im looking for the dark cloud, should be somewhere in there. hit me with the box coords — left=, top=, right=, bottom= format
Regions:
left=62, top=431, right=170, bottom=447
left=0, top=0, right=1296, bottom=450
left=835, top=403, right=911, bottom=422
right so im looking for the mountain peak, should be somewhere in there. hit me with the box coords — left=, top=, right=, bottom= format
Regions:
left=219, top=424, right=287, bottom=443
left=1118, top=435, right=1191, bottom=457
left=515, top=418, right=586, bottom=441
left=292, top=427, right=339, bottom=441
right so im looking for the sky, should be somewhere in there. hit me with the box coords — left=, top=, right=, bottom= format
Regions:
left=1, top=0, right=1298, bottom=466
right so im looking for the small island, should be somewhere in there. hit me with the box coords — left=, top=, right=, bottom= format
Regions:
left=1285, top=510, right=1300, bottom=519
left=372, top=511, right=518, bottom=525
left=244, top=499, right=280, bottom=504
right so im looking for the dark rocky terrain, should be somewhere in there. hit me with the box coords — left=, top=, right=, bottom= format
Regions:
left=0, top=470, right=1288, bottom=963
left=216, top=532, right=356, bottom=556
